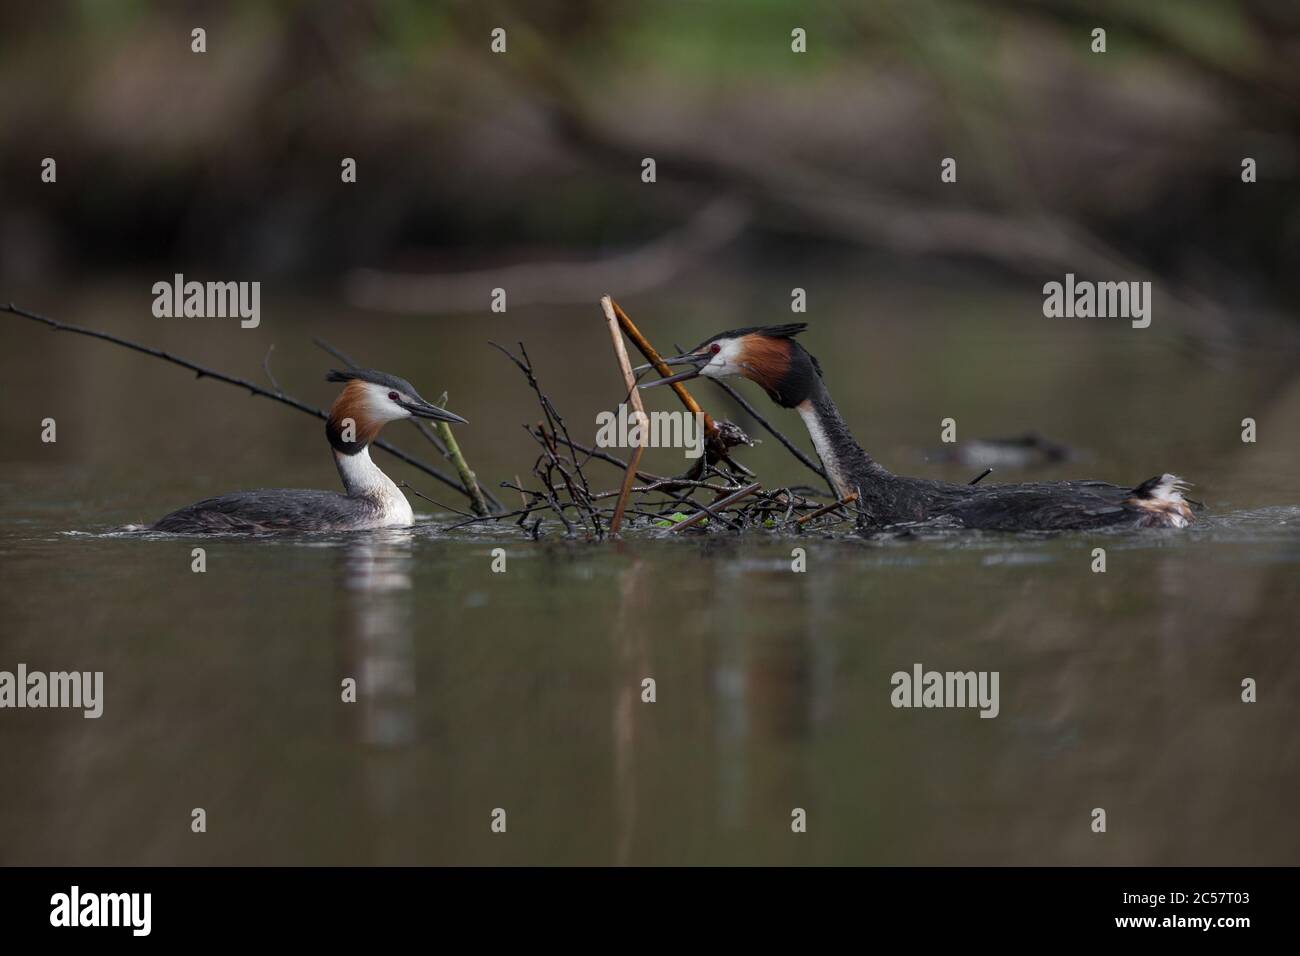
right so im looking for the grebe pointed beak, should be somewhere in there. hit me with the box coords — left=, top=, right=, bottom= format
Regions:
left=640, top=366, right=702, bottom=389
left=637, top=351, right=708, bottom=389
left=403, top=399, right=468, bottom=425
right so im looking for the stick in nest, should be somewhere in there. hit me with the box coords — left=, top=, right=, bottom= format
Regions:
left=669, top=482, right=763, bottom=533
left=601, top=296, right=649, bottom=534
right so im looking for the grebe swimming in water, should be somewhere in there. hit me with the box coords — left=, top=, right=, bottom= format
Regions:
left=641, top=324, right=1196, bottom=532
left=150, top=368, right=467, bottom=533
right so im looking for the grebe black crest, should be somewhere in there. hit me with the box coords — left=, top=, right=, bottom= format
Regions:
left=149, top=368, right=467, bottom=534
left=641, top=324, right=1197, bottom=532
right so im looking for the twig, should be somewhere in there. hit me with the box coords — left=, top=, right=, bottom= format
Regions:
left=397, top=482, right=475, bottom=518
left=587, top=481, right=738, bottom=500
left=969, top=468, right=994, bottom=485
left=445, top=509, right=532, bottom=531
left=601, top=296, right=648, bottom=533
left=538, top=474, right=575, bottom=535
left=434, top=392, right=490, bottom=517
left=262, top=344, right=282, bottom=394
left=311, top=336, right=359, bottom=368
left=528, top=427, right=662, bottom=482
left=3, top=302, right=478, bottom=504
left=493, top=341, right=603, bottom=535
left=796, top=492, right=859, bottom=526
left=539, top=422, right=595, bottom=533
left=662, top=494, right=742, bottom=531
left=520, top=342, right=597, bottom=510
left=669, top=482, right=762, bottom=533
left=608, top=298, right=713, bottom=430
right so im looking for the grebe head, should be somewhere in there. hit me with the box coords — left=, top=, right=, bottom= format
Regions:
left=638, top=323, right=822, bottom=408
left=326, top=367, right=466, bottom=455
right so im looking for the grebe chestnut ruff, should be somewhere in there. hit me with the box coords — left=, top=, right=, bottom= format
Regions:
left=150, top=368, right=467, bottom=533
left=641, top=324, right=1196, bottom=532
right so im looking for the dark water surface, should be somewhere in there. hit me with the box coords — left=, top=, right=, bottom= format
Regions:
left=1, top=272, right=1298, bottom=864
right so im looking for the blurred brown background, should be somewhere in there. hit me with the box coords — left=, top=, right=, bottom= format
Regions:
left=3, top=0, right=1299, bottom=328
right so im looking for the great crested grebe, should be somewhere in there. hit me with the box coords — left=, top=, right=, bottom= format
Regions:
left=641, top=324, right=1196, bottom=531
left=150, top=368, right=467, bottom=533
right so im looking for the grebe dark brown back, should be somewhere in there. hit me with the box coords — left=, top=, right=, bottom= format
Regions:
left=150, top=368, right=467, bottom=534
left=641, top=324, right=1195, bottom=532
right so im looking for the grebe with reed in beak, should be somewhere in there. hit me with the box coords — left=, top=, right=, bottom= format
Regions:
left=640, top=324, right=1195, bottom=532
left=150, top=368, right=467, bottom=533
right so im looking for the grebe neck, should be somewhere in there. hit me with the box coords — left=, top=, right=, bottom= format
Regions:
left=795, top=381, right=893, bottom=502
left=333, top=446, right=413, bottom=525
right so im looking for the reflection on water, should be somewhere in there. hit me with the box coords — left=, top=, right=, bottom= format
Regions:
left=339, top=533, right=416, bottom=749
left=0, top=507, right=1297, bottom=865
left=611, top=554, right=648, bottom=863
left=338, top=533, right=418, bottom=863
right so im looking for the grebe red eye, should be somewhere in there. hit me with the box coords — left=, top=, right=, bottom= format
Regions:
left=709, top=343, right=721, bottom=355
left=388, top=391, right=399, bottom=401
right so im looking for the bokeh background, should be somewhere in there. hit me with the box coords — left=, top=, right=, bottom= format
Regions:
left=1, top=1, right=1297, bottom=865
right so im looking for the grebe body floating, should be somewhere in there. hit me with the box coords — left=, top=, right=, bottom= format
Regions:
left=641, top=325, right=1195, bottom=532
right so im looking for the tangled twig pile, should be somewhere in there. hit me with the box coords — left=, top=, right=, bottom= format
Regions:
left=458, top=297, right=858, bottom=540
